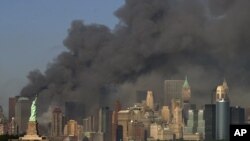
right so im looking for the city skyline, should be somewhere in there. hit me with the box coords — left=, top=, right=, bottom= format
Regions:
left=1, top=1, right=250, bottom=140
left=0, top=77, right=249, bottom=140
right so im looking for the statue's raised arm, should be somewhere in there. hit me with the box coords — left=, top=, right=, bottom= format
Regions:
left=29, top=95, right=37, bottom=121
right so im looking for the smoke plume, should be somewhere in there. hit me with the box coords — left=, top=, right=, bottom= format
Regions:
left=21, top=0, right=250, bottom=117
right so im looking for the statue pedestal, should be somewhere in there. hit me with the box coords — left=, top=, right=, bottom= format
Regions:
left=19, top=121, right=43, bottom=141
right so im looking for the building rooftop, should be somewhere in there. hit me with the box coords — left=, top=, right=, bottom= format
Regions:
left=183, top=76, right=190, bottom=88
left=17, top=97, right=29, bottom=101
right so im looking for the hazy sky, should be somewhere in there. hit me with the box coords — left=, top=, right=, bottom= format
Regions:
left=0, top=0, right=124, bottom=114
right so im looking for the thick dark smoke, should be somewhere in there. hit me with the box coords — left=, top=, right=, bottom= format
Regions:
left=21, top=0, right=250, bottom=118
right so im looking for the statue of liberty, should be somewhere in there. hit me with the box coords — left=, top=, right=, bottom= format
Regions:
left=29, top=95, right=37, bottom=121
left=20, top=94, right=42, bottom=140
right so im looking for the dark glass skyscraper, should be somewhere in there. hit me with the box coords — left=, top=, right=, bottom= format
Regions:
left=204, top=104, right=216, bottom=141
left=230, top=106, right=245, bottom=124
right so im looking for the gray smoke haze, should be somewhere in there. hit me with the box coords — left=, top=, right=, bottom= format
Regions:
left=21, top=0, right=250, bottom=117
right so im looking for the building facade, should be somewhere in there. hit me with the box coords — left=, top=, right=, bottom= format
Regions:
left=146, top=91, right=154, bottom=110
left=9, top=97, right=18, bottom=122
left=98, top=107, right=112, bottom=141
left=51, top=107, right=63, bottom=137
left=230, top=106, right=245, bottom=124
left=15, top=97, right=30, bottom=134
left=117, top=110, right=131, bottom=141
left=204, top=104, right=216, bottom=141
left=216, top=99, right=230, bottom=140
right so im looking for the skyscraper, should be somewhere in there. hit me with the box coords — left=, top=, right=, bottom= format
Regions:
left=64, top=120, right=78, bottom=137
left=183, top=110, right=195, bottom=134
left=15, top=97, right=30, bottom=134
left=197, top=110, right=205, bottom=138
left=83, top=115, right=96, bottom=132
left=164, top=79, right=184, bottom=106
left=98, top=107, right=112, bottom=141
left=182, top=76, right=191, bottom=103
left=118, top=110, right=131, bottom=141
left=204, top=104, right=216, bottom=141
left=245, top=107, right=250, bottom=124
left=51, top=107, right=63, bottom=137
left=9, top=97, right=18, bottom=122
left=230, top=106, right=245, bottom=124
left=8, top=117, right=17, bottom=135
left=146, top=90, right=154, bottom=110
left=182, top=76, right=191, bottom=126
left=0, top=108, right=7, bottom=135
left=215, top=81, right=230, bottom=140
left=111, top=100, right=121, bottom=141
left=171, top=99, right=183, bottom=139
left=161, top=106, right=170, bottom=123
left=216, top=99, right=230, bottom=140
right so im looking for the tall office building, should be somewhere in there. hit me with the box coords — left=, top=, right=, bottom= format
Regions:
left=230, top=106, right=245, bottom=124
left=183, top=110, right=195, bottom=134
left=118, top=110, right=131, bottom=141
left=8, top=117, right=17, bottom=135
left=0, top=105, right=5, bottom=120
left=146, top=90, right=154, bottom=110
left=215, top=81, right=230, bottom=140
left=216, top=99, right=230, bottom=140
left=182, top=76, right=191, bottom=103
left=182, top=77, right=191, bottom=126
left=204, top=104, right=216, bottom=141
left=9, top=97, right=18, bottom=121
left=0, top=108, right=7, bottom=135
left=15, top=97, right=30, bottom=134
left=98, top=107, right=112, bottom=141
left=164, top=79, right=184, bottom=106
left=64, top=120, right=83, bottom=141
left=245, top=107, right=250, bottom=124
left=83, top=115, right=96, bottom=132
left=51, top=107, right=63, bottom=136
left=161, top=106, right=170, bottom=123
left=112, top=100, right=121, bottom=141
left=183, top=103, right=190, bottom=126
left=197, top=110, right=205, bottom=137
left=171, top=99, right=183, bottom=139
left=64, top=120, right=78, bottom=137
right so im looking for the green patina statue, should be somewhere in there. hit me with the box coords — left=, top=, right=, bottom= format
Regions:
left=29, top=95, right=37, bottom=121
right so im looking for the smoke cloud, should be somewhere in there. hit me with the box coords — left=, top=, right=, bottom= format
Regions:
left=21, top=0, right=250, bottom=117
